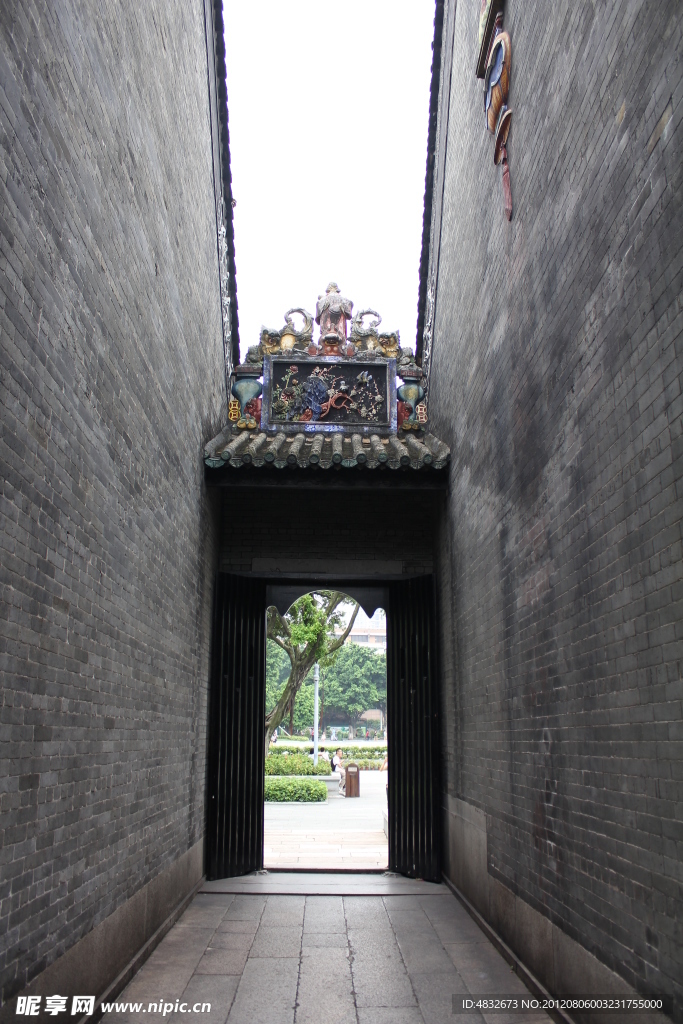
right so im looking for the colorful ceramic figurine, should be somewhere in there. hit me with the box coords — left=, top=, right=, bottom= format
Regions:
left=254, top=308, right=314, bottom=360
left=279, top=308, right=313, bottom=351
left=377, top=331, right=400, bottom=359
left=258, top=328, right=281, bottom=356
left=315, top=283, right=353, bottom=355
left=350, top=310, right=382, bottom=351
left=397, top=349, right=422, bottom=380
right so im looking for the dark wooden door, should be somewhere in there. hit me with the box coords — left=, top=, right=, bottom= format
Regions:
left=387, top=575, right=441, bottom=881
left=206, top=574, right=266, bottom=879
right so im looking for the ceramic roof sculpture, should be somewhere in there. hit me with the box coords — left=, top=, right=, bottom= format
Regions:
left=204, top=283, right=450, bottom=474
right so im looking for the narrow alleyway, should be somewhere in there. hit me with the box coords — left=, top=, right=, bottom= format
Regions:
left=106, top=877, right=552, bottom=1024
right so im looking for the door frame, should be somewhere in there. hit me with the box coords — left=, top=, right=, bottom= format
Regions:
left=206, top=572, right=441, bottom=880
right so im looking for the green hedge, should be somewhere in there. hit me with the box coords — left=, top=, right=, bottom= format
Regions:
left=264, top=777, right=327, bottom=802
left=265, top=753, right=332, bottom=777
left=271, top=744, right=387, bottom=761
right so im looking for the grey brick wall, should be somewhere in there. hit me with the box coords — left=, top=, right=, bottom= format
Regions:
left=429, top=0, right=682, bottom=1015
left=217, top=484, right=438, bottom=579
left=0, top=0, right=225, bottom=1005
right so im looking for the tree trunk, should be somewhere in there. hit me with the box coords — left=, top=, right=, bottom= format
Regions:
left=264, top=659, right=311, bottom=758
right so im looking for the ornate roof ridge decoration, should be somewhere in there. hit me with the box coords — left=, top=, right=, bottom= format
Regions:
left=245, top=283, right=413, bottom=367
left=204, top=282, right=450, bottom=473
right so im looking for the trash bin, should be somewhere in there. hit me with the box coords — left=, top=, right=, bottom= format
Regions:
left=345, top=762, right=360, bottom=798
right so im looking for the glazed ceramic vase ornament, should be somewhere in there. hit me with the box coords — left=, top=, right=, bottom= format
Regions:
left=231, top=376, right=263, bottom=430
left=397, top=382, right=425, bottom=430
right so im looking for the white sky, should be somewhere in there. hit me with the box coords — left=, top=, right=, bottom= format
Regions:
left=222, top=0, right=436, bottom=362
left=338, top=605, right=386, bottom=633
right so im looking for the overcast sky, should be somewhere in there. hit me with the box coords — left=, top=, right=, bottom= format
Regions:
left=222, top=0, right=436, bottom=362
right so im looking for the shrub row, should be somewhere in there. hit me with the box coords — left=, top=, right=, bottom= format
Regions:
left=331, top=746, right=387, bottom=761
left=271, top=744, right=387, bottom=760
left=265, top=753, right=332, bottom=777
left=264, top=778, right=327, bottom=802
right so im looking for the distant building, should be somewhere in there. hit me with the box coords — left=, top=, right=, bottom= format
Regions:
left=336, top=609, right=386, bottom=650
left=360, top=709, right=384, bottom=730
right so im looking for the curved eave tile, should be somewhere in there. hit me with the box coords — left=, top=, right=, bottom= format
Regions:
left=204, top=428, right=450, bottom=472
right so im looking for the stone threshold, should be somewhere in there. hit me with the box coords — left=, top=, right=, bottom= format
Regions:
left=200, top=870, right=447, bottom=896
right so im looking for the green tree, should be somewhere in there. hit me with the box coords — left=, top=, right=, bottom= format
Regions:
left=266, top=641, right=316, bottom=737
left=321, top=643, right=386, bottom=730
left=264, top=592, right=359, bottom=755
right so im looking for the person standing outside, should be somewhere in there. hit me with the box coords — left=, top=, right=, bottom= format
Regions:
left=332, top=748, right=346, bottom=793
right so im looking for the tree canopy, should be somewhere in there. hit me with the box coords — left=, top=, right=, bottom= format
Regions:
left=264, top=592, right=360, bottom=754
left=320, top=642, right=386, bottom=728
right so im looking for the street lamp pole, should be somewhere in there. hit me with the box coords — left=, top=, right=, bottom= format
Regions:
left=313, top=663, right=319, bottom=766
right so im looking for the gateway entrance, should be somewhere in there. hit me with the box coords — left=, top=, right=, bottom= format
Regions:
left=206, top=574, right=441, bottom=881
left=263, top=595, right=388, bottom=871
left=203, top=280, right=450, bottom=885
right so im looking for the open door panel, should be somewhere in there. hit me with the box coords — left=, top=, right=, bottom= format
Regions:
left=206, top=574, right=266, bottom=879
left=387, top=575, right=441, bottom=882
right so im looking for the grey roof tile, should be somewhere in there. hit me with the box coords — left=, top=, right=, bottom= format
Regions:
left=204, top=428, right=450, bottom=472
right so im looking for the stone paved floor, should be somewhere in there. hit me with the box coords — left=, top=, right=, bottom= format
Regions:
left=264, top=770, right=388, bottom=870
left=104, top=885, right=552, bottom=1024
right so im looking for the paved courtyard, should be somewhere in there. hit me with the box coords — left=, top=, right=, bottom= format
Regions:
left=264, top=769, right=388, bottom=870
left=105, top=878, right=552, bottom=1024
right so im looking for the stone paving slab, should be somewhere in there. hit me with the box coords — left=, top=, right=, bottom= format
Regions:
left=104, top=882, right=552, bottom=1024
left=264, top=769, right=388, bottom=869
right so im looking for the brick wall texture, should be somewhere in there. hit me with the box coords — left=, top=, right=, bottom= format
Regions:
left=0, top=1, right=225, bottom=1004
left=218, top=485, right=437, bottom=578
left=430, top=0, right=682, bottom=1013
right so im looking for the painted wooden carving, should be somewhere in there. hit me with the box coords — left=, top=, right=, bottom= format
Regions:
left=485, top=31, right=511, bottom=134
left=478, top=1, right=512, bottom=220
left=476, top=0, right=505, bottom=79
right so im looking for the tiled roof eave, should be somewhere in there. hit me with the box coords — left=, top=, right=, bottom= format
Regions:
left=204, top=429, right=450, bottom=472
